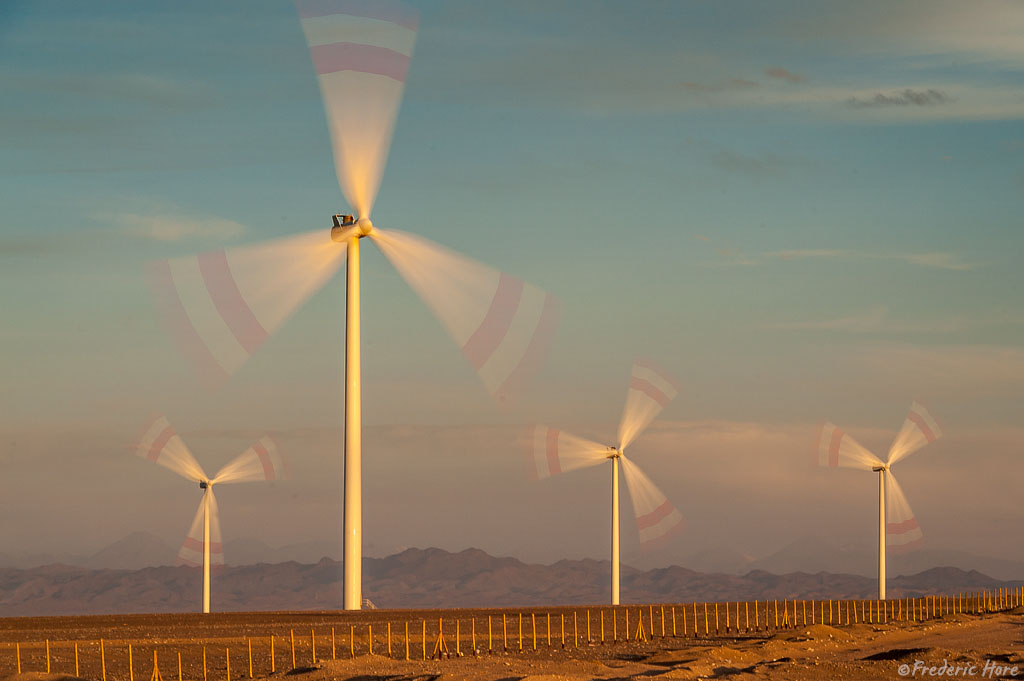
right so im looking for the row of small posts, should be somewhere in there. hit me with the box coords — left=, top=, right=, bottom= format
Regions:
left=5, top=587, right=1021, bottom=678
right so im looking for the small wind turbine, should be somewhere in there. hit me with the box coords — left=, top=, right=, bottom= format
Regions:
left=146, top=2, right=559, bottom=610
left=133, top=415, right=286, bottom=613
left=818, top=401, right=941, bottom=600
left=529, top=359, right=684, bottom=604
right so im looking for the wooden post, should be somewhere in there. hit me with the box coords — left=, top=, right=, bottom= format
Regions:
left=613, top=609, right=617, bottom=642
left=225, top=649, right=230, bottom=681
left=502, top=614, right=507, bottom=651
left=178, top=652, right=182, bottom=681
left=388, top=622, right=392, bottom=659
left=350, top=626, right=354, bottom=660
left=488, top=616, right=493, bottom=653
left=588, top=609, right=593, bottom=642
left=531, top=613, right=537, bottom=651
left=369, top=625, right=373, bottom=657
left=248, top=638, right=253, bottom=678
left=519, top=613, right=523, bottom=651
left=311, top=629, right=317, bottom=664
left=270, top=636, right=276, bottom=673
left=649, top=605, right=655, bottom=637
left=715, top=602, right=720, bottom=633
left=76, top=642, right=81, bottom=677
left=773, top=600, right=778, bottom=629
left=703, top=602, right=708, bottom=637
left=456, top=620, right=461, bottom=657
left=573, top=611, right=578, bottom=647
left=16, top=642, right=20, bottom=675
left=130, top=643, right=135, bottom=681
left=600, top=610, right=605, bottom=643
left=625, top=608, right=629, bottom=641
left=46, top=639, right=51, bottom=673
left=725, top=601, right=730, bottom=632
left=545, top=613, right=550, bottom=647
left=671, top=606, right=677, bottom=637
left=560, top=613, right=565, bottom=648
left=331, top=628, right=335, bottom=661
left=290, top=630, right=296, bottom=669
left=660, top=606, right=666, bottom=637
left=202, top=646, right=207, bottom=681
left=405, top=622, right=410, bottom=661
left=754, top=601, right=759, bottom=630
left=471, top=618, right=476, bottom=653
left=745, top=601, right=750, bottom=631
left=422, top=620, right=427, bottom=661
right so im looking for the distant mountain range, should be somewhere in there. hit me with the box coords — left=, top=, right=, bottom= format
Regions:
left=1, top=546, right=1021, bottom=617
left=4, top=532, right=1022, bottom=581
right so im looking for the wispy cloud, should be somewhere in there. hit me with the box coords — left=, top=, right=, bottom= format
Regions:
left=761, top=249, right=977, bottom=271
left=847, top=88, right=951, bottom=108
left=99, top=211, right=246, bottom=243
left=764, top=67, right=805, bottom=83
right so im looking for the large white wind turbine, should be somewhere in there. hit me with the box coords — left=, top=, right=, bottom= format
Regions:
left=133, top=415, right=286, bottom=613
left=818, top=401, right=941, bottom=600
left=146, top=1, right=559, bottom=610
left=530, top=359, right=684, bottom=605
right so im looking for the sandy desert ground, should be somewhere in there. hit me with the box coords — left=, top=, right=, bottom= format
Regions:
left=1, top=605, right=1021, bottom=681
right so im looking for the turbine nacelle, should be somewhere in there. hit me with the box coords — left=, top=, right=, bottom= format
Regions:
left=331, top=214, right=374, bottom=242
left=199, top=480, right=209, bottom=489
left=871, top=465, right=889, bottom=472
left=606, top=446, right=622, bottom=459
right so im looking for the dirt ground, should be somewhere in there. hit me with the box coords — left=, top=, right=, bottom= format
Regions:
left=1, top=605, right=1021, bottom=681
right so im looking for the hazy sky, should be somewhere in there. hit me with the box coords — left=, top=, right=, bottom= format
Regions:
left=2, top=1, right=1022, bottom=571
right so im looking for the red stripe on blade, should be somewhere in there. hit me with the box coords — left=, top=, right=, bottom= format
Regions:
left=148, top=425, right=176, bottom=463
left=197, top=251, right=268, bottom=355
left=907, top=410, right=937, bottom=443
left=887, top=517, right=920, bottom=534
left=828, top=427, right=843, bottom=467
left=629, top=376, right=670, bottom=407
left=545, top=428, right=561, bottom=476
left=633, top=358, right=680, bottom=392
left=183, top=537, right=224, bottom=553
left=295, top=0, right=419, bottom=30
left=493, top=293, right=561, bottom=403
left=637, top=500, right=675, bottom=531
left=311, top=42, right=410, bottom=81
left=462, top=273, right=524, bottom=369
left=252, top=441, right=276, bottom=481
left=146, top=260, right=228, bottom=385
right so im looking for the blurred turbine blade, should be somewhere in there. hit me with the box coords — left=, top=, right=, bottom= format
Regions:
left=177, top=491, right=225, bottom=567
left=885, top=472, right=924, bottom=552
left=147, top=230, right=345, bottom=384
left=817, top=422, right=883, bottom=470
left=371, top=229, right=561, bottom=402
left=296, top=0, right=419, bottom=217
left=619, top=456, right=683, bottom=547
left=212, top=436, right=288, bottom=484
left=617, top=358, right=680, bottom=450
left=527, top=426, right=609, bottom=480
left=133, top=414, right=207, bottom=483
left=887, top=401, right=942, bottom=466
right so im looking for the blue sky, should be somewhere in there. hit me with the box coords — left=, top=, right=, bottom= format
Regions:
left=1, top=1, right=1022, bottom=571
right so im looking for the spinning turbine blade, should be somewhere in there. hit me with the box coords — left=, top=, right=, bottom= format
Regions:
left=372, top=229, right=561, bottom=401
left=212, top=436, right=288, bottom=484
left=619, top=456, right=684, bottom=546
left=133, top=414, right=207, bottom=483
left=817, top=423, right=883, bottom=470
left=617, top=359, right=680, bottom=450
left=178, top=490, right=224, bottom=567
left=297, top=0, right=418, bottom=217
left=887, top=401, right=942, bottom=466
left=529, top=426, right=608, bottom=480
left=147, top=230, right=346, bottom=382
left=885, top=472, right=923, bottom=551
